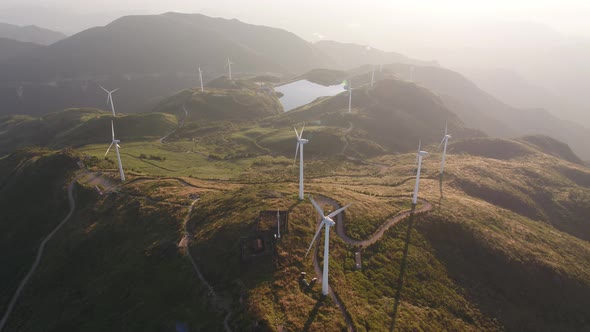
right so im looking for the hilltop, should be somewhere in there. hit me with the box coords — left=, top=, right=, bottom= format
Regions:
left=314, top=40, right=436, bottom=69
left=1, top=132, right=589, bottom=331
left=153, top=78, right=283, bottom=123
left=0, top=22, right=66, bottom=45
left=0, top=108, right=177, bottom=154
left=265, top=78, right=480, bottom=156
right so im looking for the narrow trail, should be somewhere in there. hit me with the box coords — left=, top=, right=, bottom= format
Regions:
left=180, top=198, right=232, bottom=332
left=315, top=195, right=433, bottom=248
left=159, top=104, right=188, bottom=144
left=0, top=172, right=85, bottom=332
left=341, top=121, right=354, bottom=154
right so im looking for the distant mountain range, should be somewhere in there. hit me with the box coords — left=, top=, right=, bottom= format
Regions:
left=0, top=22, right=66, bottom=45
left=314, top=40, right=436, bottom=70
left=0, top=12, right=587, bottom=160
left=381, top=64, right=590, bottom=160
left=0, top=37, right=42, bottom=62
left=0, top=12, right=425, bottom=116
left=462, top=68, right=590, bottom=127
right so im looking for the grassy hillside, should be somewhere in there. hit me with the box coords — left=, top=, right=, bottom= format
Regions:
left=153, top=79, right=283, bottom=124
left=1, top=174, right=223, bottom=331
left=447, top=137, right=590, bottom=242
left=267, top=78, right=480, bottom=155
left=1, top=130, right=590, bottom=331
left=0, top=148, right=79, bottom=315
left=0, top=108, right=177, bottom=154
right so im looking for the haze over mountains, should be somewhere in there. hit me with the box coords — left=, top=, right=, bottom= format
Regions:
left=1, top=12, right=589, bottom=161
left=1, top=5, right=590, bottom=331
left=0, top=22, right=66, bottom=45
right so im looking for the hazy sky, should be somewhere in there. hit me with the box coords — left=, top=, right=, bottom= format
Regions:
left=2, top=0, right=590, bottom=70
left=2, top=0, right=590, bottom=36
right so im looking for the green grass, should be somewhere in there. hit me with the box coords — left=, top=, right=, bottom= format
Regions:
left=2, top=76, right=590, bottom=331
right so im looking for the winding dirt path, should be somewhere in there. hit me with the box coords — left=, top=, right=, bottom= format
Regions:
left=315, top=195, right=433, bottom=248
left=159, top=104, right=188, bottom=144
left=341, top=121, right=354, bottom=154
left=0, top=173, right=85, bottom=331
left=181, top=199, right=232, bottom=332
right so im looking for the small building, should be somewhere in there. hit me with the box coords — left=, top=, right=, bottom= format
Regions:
left=354, top=251, right=362, bottom=270
left=239, top=210, right=289, bottom=262
left=256, top=210, right=289, bottom=235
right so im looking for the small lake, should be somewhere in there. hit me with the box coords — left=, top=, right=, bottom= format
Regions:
left=275, top=80, right=345, bottom=111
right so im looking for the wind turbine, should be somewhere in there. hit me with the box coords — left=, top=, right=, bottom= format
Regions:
left=294, top=126, right=309, bottom=200
left=226, top=57, right=234, bottom=80
left=105, top=120, right=125, bottom=182
left=412, top=141, right=428, bottom=205
left=438, top=122, right=452, bottom=176
left=305, top=196, right=352, bottom=295
left=414, top=139, right=421, bottom=173
left=100, top=86, right=119, bottom=116
left=371, top=66, right=375, bottom=87
left=198, top=67, right=204, bottom=92
left=343, top=80, right=352, bottom=113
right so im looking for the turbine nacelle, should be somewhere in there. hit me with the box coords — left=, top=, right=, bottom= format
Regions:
left=322, top=217, right=336, bottom=227
left=298, top=138, right=309, bottom=144
left=418, top=151, right=428, bottom=157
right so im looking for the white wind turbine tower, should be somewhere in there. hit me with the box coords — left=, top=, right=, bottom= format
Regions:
left=414, top=139, right=421, bottom=172
left=100, top=86, right=120, bottom=116
left=346, top=80, right=352, bottom=113
left=226, top=57, right=234, bottom=80
left=412, top=141, right=428, bottom=205
left=198, top=67, right=204, bottom=92
left=294, top=126, right=309, bottom=200
left=305, top=197, right=352, bottom=295
left=438, top=122, right=452, bottom=176
left=105, top=120, right=125, bottom=181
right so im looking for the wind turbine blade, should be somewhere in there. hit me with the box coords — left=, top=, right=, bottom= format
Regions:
left=293, top=126, right=300, bottom=139
left=309, top=197, right=324, bottom=217
left=445, top=121, right=448, bottom=136
left=100, top=86, right=109, bottom=93
left=105, top=142, right=113, bottom=156
left=111, top=88, right=120, bottom=94
left=294, top=142, right=300, bottom=164
left=327, top=203, right=352, bottom=219
left=433, top=137, right=444, bottom=154
left=116, top=143, right=121, bottom=149
left=111, top=121, right=115, bottom=140
left=300, top=125, right=305, bottom=137
left=305, top=222, right=324, bottom=257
